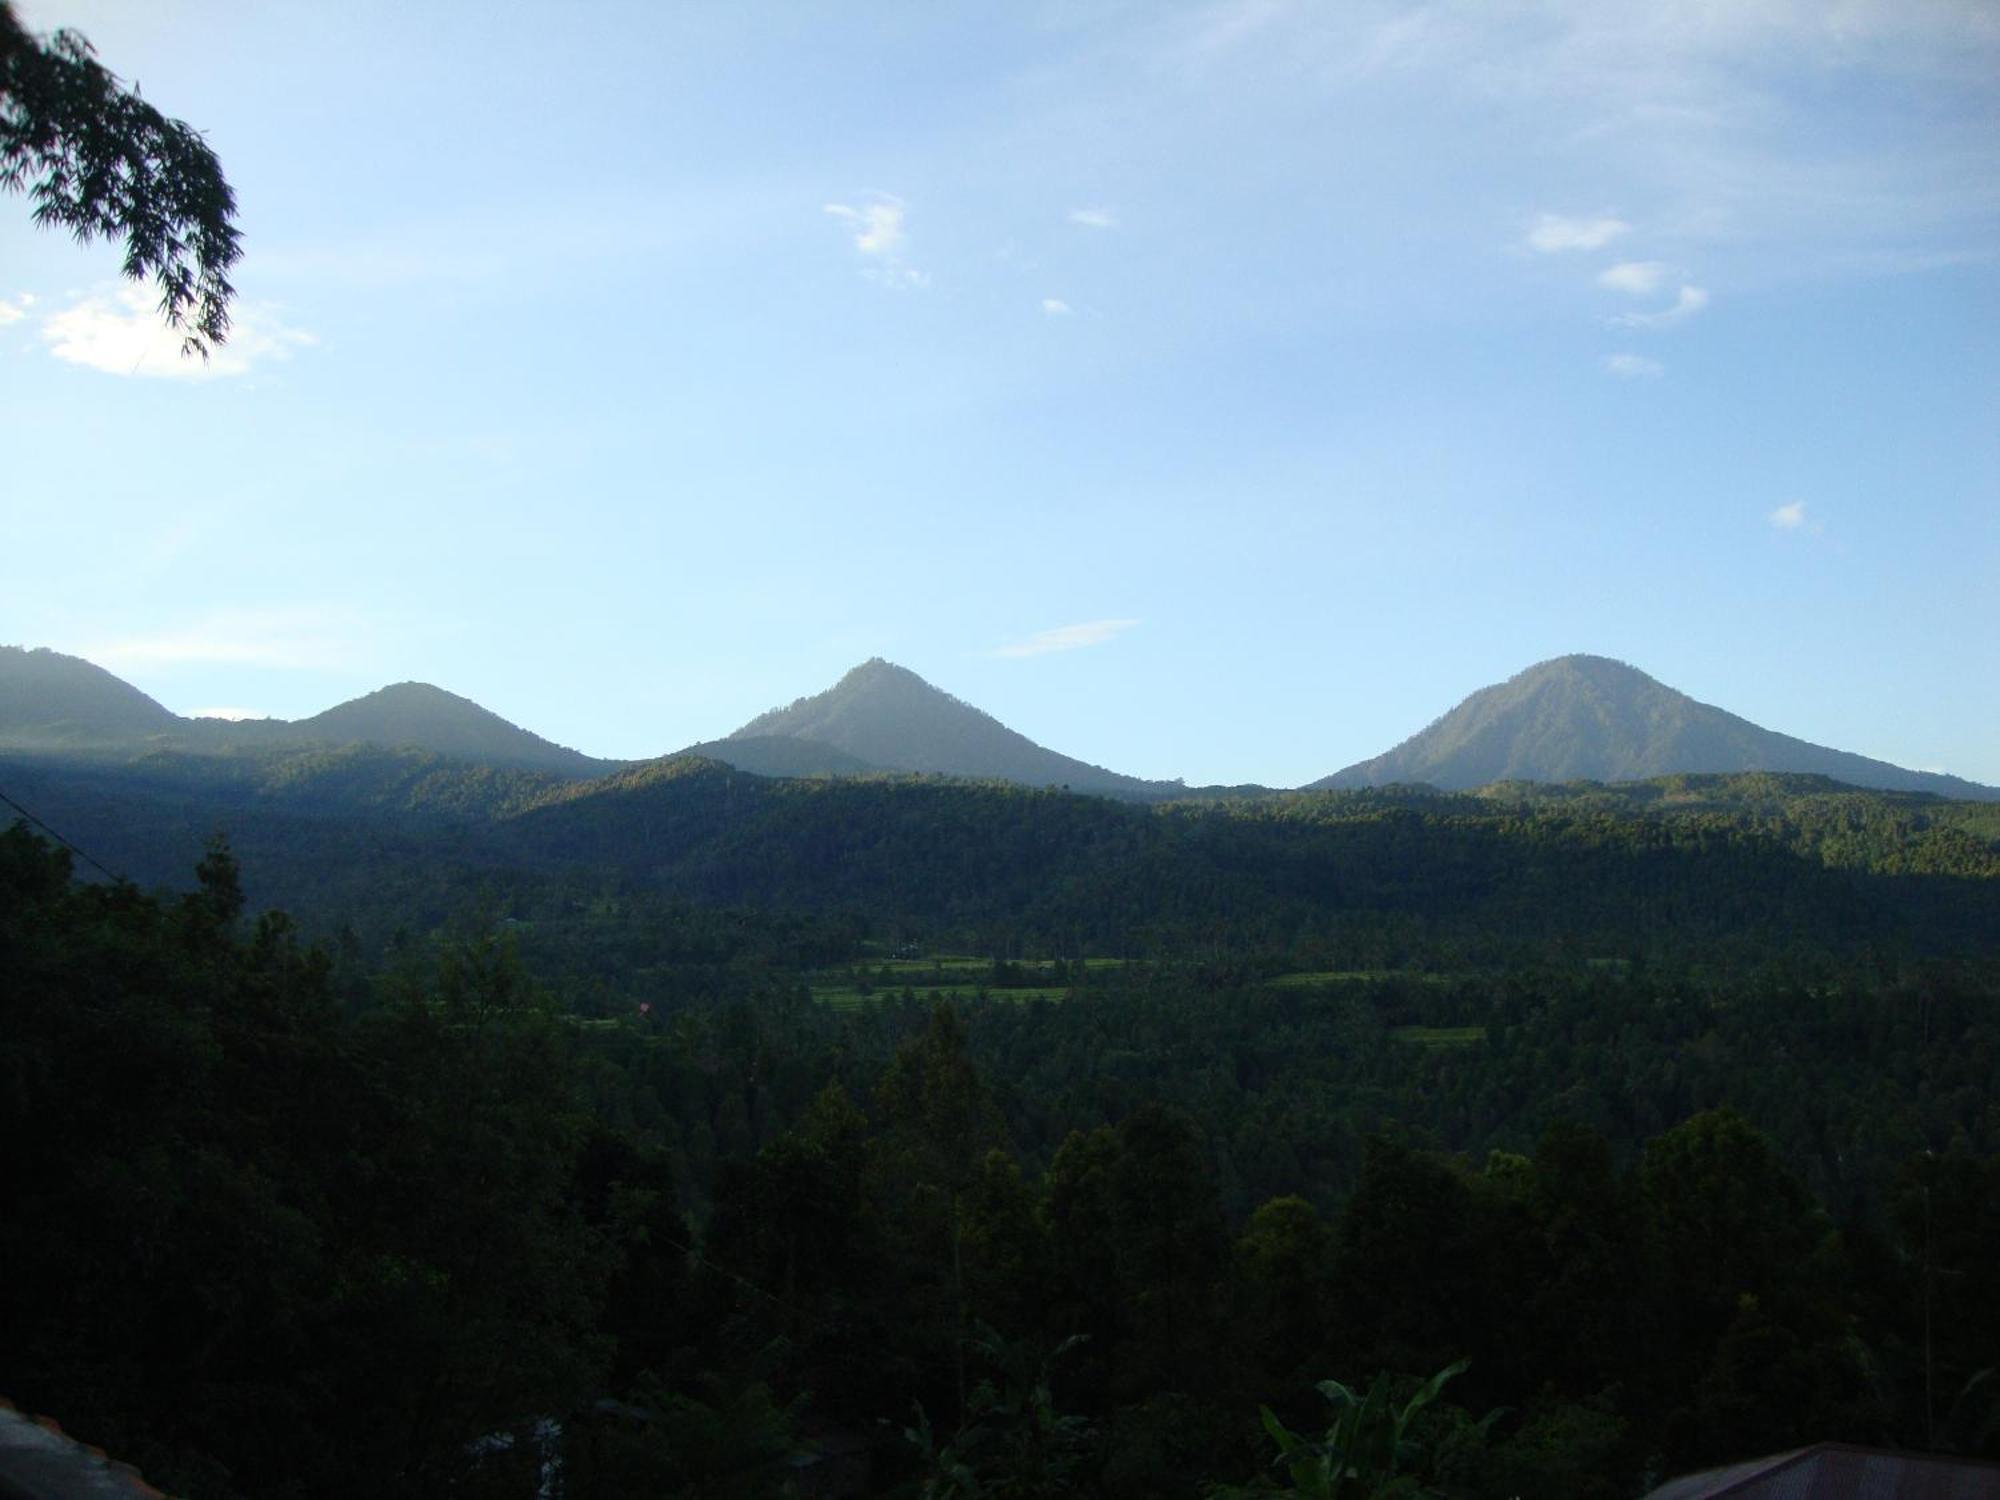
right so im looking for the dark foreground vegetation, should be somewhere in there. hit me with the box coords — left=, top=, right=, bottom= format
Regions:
left=3, top=765, right=1999, bottom=1497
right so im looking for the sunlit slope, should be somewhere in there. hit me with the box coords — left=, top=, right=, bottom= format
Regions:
left=673, top=734, right=887, bottom=779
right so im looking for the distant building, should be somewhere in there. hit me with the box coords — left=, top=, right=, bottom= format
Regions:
left=0, top=1399, right=170, bottom=1498
left=1645, top=1442, right=2000, bottom=1499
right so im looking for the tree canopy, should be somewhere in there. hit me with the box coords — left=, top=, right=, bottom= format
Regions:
left=0, top=0, right=239, bottom=354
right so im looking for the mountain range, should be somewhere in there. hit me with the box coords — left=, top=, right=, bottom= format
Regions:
left=0, top=649, right=611, bottom=777
left=1, top=644, right=1991, bottom=800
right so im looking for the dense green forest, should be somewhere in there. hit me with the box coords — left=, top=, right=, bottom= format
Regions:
left=3, top=759, right=1998, bottom=1496
left=4, top=749, right=1996, bottom=962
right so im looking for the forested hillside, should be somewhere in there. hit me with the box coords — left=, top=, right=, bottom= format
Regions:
left=2, top=742, right=1998, bottom=1496
left=4, top=746, right=1994, bottom=963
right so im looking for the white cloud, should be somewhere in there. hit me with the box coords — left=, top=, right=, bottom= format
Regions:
left=1769, top=500, right=1809, bottom=529
left=1042, top=298, right=1073, bottom=315
left=824, top=196, right=907, bottom=256
left=1526, top=213, right=1631, bottom=252
left=1069, top=207, right=1118, bottom=229
left=0, top=292, right=33, bottom=326
left=86, top=607, right=371, bottom=671
left=1597, top=260, right=1671, bottom=294
left=41, top=283, right=314, bottom=378
left=1609, top=284, right=1709, bottom=329
left=1603, top=353, right=1664, bottom=378
left=825, top=194, right=928, bottom=289
left=990, top=618, right=1140, bottom=659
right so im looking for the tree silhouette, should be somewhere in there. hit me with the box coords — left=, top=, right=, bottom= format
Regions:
left=1, top=0, right=239, bottom=354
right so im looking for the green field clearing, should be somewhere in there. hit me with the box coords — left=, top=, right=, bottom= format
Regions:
left=813, top=984, right=1072, bottom=1010
left=870, top=955, right=1126, bottom=975
left=1267, top=969, right=1464, bottom=988
left=1391, top=1025, right=1485, bottom=1046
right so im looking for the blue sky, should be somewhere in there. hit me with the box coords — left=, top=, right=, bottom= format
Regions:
left=4, top=0, right=1996, bottom=786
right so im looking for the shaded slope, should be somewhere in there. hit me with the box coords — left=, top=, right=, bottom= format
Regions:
left=8, top=742, right=1995, bottom=961
left=1312, top=655, right=1997, bottom=800
left=674, top=735, right=887, bottom=779
left=728, top=658, right=1174, bottom=795
left=0, top=646, right=181, bottom=746
left=496, top=766, right=1999, bottom=957
left=0, top=649, right=611, bottom=777
left=289, top=682, right=610, bottom=777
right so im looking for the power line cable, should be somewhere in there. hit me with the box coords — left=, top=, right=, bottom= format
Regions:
left=0, top=784, right=125, bottom=883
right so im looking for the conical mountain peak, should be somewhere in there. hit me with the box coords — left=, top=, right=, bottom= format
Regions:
left=728, top=660, right=1169, bottom=794
left=1312, top=654, right=1994, bottom=798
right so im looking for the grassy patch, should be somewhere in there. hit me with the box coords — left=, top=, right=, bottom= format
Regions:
left=878, top=955, right=990, bottom=974
left=1391, top=1025, right=1485, bottom=1047
left=1267, top=970, right=1463, bottom=988
left=812, top=983, right=1071, bottom=1010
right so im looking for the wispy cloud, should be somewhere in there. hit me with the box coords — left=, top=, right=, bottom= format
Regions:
left=1603, top=353, right=1664, bottom=378
left=85, top=607, right=372, bottom=671
left=1069, top=207, right=1118, bottom=229
left=41, top=283, right=314, bottom=378
left=1041, top=297, right=1073, bottom=316
left=824, top=193, right=928, bottom=288
left=990, top=618, right=1139, bottom=659
left=1177, top=0, right=1291, bottom=62
left=1597, top=260, right=1670, bottom=295
left=1137, top=3, right=1999, bottom=301
left=1769, top=500, right=1810, bottom=530
left=1609, top=284, right=1709, bottom=329
left=1526, top=213, right=1630, bottom=252
left=0, top=292, right=32, bottom=326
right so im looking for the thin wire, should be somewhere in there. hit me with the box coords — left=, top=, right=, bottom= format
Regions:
left=0, top=784, right=124, bottom=883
